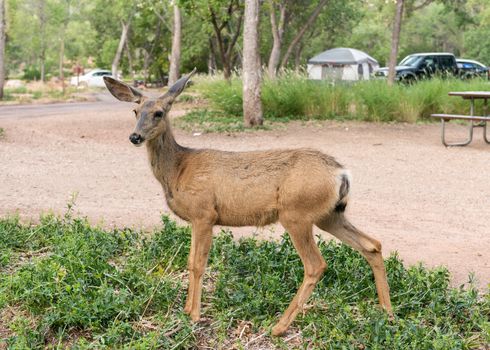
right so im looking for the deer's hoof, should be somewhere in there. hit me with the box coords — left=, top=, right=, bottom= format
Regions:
left=271, top=323, right=288, bottom=337
left=183, top=303, right=192, bottom=315
left=190, top=313, right=201, bottom=322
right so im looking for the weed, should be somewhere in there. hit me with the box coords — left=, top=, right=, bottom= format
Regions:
left=0, top=215, right=488, bottom=349
left=174, top=109, right=283, bottom=133
left=195, top=75, right=490, bottom=125
left=176, top=94, right=197, bottom=103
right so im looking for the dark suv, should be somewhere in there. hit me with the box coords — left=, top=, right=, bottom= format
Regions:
left=374, top=53, right=459, bottom=82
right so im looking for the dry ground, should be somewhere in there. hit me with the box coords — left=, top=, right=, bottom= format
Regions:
left=0, top=100, right=489, bottom=290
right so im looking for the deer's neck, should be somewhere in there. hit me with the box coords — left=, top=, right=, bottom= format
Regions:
left=146, top=125, right=187, bottom=197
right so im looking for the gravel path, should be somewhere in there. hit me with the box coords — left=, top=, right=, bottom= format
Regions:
left=0, top=100, right=488, bottom=290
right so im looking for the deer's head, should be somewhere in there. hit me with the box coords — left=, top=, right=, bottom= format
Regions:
left=103, top=69, right=196, bottom=146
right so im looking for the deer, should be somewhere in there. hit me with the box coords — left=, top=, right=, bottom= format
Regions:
left=103, top=70, right=393, bottom=336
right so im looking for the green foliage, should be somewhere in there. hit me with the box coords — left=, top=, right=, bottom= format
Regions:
left=174, top=109, right=284, bottom=133
left=4, top=0, right=490, bottom=84
left=0, top=215, right=488, bottom=348
left=196, top=75, right=490, bottom=123
left=22, top=66, right=41, bottom=81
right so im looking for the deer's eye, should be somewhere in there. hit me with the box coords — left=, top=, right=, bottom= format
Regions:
left=154, top=111, right=164, bottom=119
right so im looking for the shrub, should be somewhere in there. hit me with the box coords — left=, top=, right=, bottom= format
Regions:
left=22, top=66, right=41, bottom=81
left=196, top=75, right=490, bottom=123
left=0, top=215, right=488, bottom=349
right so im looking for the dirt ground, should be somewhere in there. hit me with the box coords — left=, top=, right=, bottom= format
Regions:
left=0, top=100, right=489, bottom=290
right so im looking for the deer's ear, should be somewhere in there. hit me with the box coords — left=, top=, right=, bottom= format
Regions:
left=103, top=76, right=144, bottom=103
left=161, top=68, right=197, bottom=101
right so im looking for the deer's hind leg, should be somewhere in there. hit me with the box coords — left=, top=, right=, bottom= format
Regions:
left=272, top=215, right=327, bottom=336
left=316, top=213, right=392, bottom=314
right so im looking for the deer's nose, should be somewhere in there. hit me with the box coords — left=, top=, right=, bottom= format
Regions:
left=129, top=133, right=144, bottom=145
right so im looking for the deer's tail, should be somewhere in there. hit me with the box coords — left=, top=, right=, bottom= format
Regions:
left=334, top=169, right=351, bottom=213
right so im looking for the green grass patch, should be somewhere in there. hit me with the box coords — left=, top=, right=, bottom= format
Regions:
left=174, top=109, right=287, bottom=133
left=0, top=214, right=488, bottom=349
left=195, top=75, right=490, bottom=124
left=1, top=86, right=86, bottom=104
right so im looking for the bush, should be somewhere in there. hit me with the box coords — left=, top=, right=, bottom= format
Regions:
left=0, top=215, right=488, bottom=349
left=196, top=75, right=490, bottom=123
left=22, top=66, right=42, bottom=81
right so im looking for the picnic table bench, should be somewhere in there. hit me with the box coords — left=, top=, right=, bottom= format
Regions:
left=431, top=91, right=490, bottom=147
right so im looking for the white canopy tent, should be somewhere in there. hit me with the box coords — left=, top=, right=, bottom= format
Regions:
left=307, top=48, right=379, bottom=81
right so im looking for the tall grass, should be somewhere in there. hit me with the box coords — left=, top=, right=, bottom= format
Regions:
left=196, top=74, right=490, bottom=123
left=1, top=214, right=488, bottom=349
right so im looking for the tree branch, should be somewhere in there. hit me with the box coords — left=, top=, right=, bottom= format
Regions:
left=280, top=0, right=328, bottom=68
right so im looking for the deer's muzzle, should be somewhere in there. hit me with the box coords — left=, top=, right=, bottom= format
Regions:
left=129, top=133, right=145, bottom=146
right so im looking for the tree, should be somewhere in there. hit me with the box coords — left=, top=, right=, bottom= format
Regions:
left=0, top=0, right=5, bottom=99
left=387, top=0, right=404, bottom=86
left=55, top=0, right=72, bottom=93
left=279, top=0, right=328, bottom=69
left=267, top=0, right=286, bottom=77
left=37, top=0, right=47, bottom=82
left=180, top=0, right=244, bottom=80
left=208, top=0, right=243, bottom=80
left=168, top=3, right=181, bottom=85
left=242, top=0, right=262, bottom=127
left=112, top=17, right=132, bottom=78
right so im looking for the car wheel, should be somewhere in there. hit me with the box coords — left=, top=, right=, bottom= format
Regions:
left=399, top=75, right=415, bottom=85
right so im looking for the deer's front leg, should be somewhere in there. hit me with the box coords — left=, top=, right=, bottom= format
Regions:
left=184, top=231, right=197, bottom=315
left=184, top=220, right=213, bottom=321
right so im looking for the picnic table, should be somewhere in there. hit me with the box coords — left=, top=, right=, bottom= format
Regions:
left=431, top=91, right=490, bottom=147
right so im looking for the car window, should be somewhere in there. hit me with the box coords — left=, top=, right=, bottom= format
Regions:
left=93, top=71, right=111, bottom=77
left=399, top=55, right=422, bottom=67
left=438, top=56, right=455, bottom=69
left=422, top=57, right=435, bottom=68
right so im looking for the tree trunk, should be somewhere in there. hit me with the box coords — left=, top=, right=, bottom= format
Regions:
left=59, top=21, right=68, bottom=94
left=280, top=0, right=328, bottom=69
left=112, top=21, right=130, bottom=78
left=294, top=42, right=303, bottom=72
left=38, top=0, right=46, bottom=82
left=208, top=39, right=217, bottom=74
left=124, top=40, right=134, bottom=83
left=143, top=49, right=150, bottom=86
left=387, top=0, right=404, bottom=86
left=59, top=38, right=65, bottom=93
left=209, top=3, right=243, bottom=81
left=267, top=1, right=286, bottom=78
left=168, top=4, right=181, bottom=86
left=0, top=0, right=5, bottom=99
left=243, top=0, right=263, bottom=127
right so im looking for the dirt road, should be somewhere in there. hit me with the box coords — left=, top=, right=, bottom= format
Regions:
left=1, top=97, right=489, bottom=290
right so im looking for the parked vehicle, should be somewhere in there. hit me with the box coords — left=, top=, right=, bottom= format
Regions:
left=374, top=53, right=459, bottom=82
left=70, top=69, right=113, bottom=87
left=456, top=59, right=489, bottom=80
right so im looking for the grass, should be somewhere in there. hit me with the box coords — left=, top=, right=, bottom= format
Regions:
left=0, top=128, right=4, bottom=139
left=174, top=109, right=288, bottom=133
left=0, top=213, right=488, bottom=349
left=1, top=85, right=92, bottom=104
left=193, top=74, right=490, bottom=125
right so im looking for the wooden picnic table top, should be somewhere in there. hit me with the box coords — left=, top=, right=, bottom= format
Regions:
left=448, top=91, right=490, bottom=99
left=431, top=114, right=490, bottom=122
